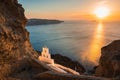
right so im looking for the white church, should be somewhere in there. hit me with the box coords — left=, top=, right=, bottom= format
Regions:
left=38, top=47, right=54, bottom=65
left=38, top=46, right=80, bottom=75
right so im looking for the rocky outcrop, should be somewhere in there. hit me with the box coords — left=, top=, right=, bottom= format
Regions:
left=95, top=40, right=120, bottom=78
left=35, top=71, right=110, bottom=80
left=0, top=0, right=85, bottom=80
left=12, top=57, right=49, bottom=80
left=52, top=54, right=85, bottom=74
left=0, top=0, right=115, bottom=80
left=0, top=0, right=37, bottom=79
left=26, top=18, right=64, bottom=26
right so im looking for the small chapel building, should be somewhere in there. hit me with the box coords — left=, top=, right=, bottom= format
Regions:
left=38, top=47, right=54, bottom=65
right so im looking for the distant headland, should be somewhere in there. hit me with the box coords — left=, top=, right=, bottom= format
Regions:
left=26, top=18, right=64, bottom=26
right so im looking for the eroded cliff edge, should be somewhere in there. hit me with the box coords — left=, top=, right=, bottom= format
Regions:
left=0, top=0, right=37, bottom=79
left=0, top=0, right=86, bottom=80
left=0, top=0, right=119, bottom=80
left=95, top=40, right=120, bottom=78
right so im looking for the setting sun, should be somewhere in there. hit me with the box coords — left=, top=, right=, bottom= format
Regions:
left=94, top=6, right=110, bottom=19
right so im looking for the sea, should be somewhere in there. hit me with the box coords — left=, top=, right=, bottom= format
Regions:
left=26, top=20, right=120, bottom=69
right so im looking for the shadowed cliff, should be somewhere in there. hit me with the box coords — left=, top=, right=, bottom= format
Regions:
left=0, top=0, right=86, bottom=80
left=95, top=40, right=120, bottom=79
left=0, top=0, right=38, bottom=79
left=0, top=0, right=119, bottom=80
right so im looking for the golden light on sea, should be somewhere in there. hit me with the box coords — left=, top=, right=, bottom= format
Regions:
left=88, top=23, right=105, bottom=65
left=80, top=22, right=105, bottom=67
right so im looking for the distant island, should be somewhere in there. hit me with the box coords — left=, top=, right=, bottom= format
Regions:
left=26, top=18, right=64, bottom=26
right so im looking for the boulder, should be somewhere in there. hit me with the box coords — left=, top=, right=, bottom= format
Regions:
left=52, top=54, right=85, bottom=74
left=95, top=40, right=120, bottom=78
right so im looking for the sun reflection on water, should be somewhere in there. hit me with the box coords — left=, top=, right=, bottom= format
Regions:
left=81, top=22, right=105, bottom=68
left=88, top=22, right=105, bottom=65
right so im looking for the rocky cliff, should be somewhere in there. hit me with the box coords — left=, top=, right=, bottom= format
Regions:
left=0, top=0, right=37, bottom=79
left=0, top=0, right=116, bottom=80
left=0, top=0, right=86, bottom=80
left=95, top=40, right=120, bottom=78
left=51, top=54, right=85, bottom=73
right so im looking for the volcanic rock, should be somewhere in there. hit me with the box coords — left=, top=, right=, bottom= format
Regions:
left=95, top=40, right=120, bottom=78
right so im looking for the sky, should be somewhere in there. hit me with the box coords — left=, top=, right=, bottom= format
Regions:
left=19, top=0, right=120, bottom=21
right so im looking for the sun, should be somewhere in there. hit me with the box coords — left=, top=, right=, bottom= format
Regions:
left=94, top=6, right=110, bottom=19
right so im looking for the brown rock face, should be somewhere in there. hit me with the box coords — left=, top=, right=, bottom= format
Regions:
left=35, top=71, right=110, bottom=80
left=0, top=0, right=37, bottom=79
left=95, top=40, right=120, bottom=78
left=0, top=0, right=86, bottom=80
left=52, top=54, right=85, bottom=74
left=0, top=0, right=111, bottom=80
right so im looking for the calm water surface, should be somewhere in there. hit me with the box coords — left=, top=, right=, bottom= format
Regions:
left=26, top=21, right=120, bottom=69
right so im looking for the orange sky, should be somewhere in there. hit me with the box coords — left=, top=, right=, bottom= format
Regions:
left=19, top=0, right=120, bottom=21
